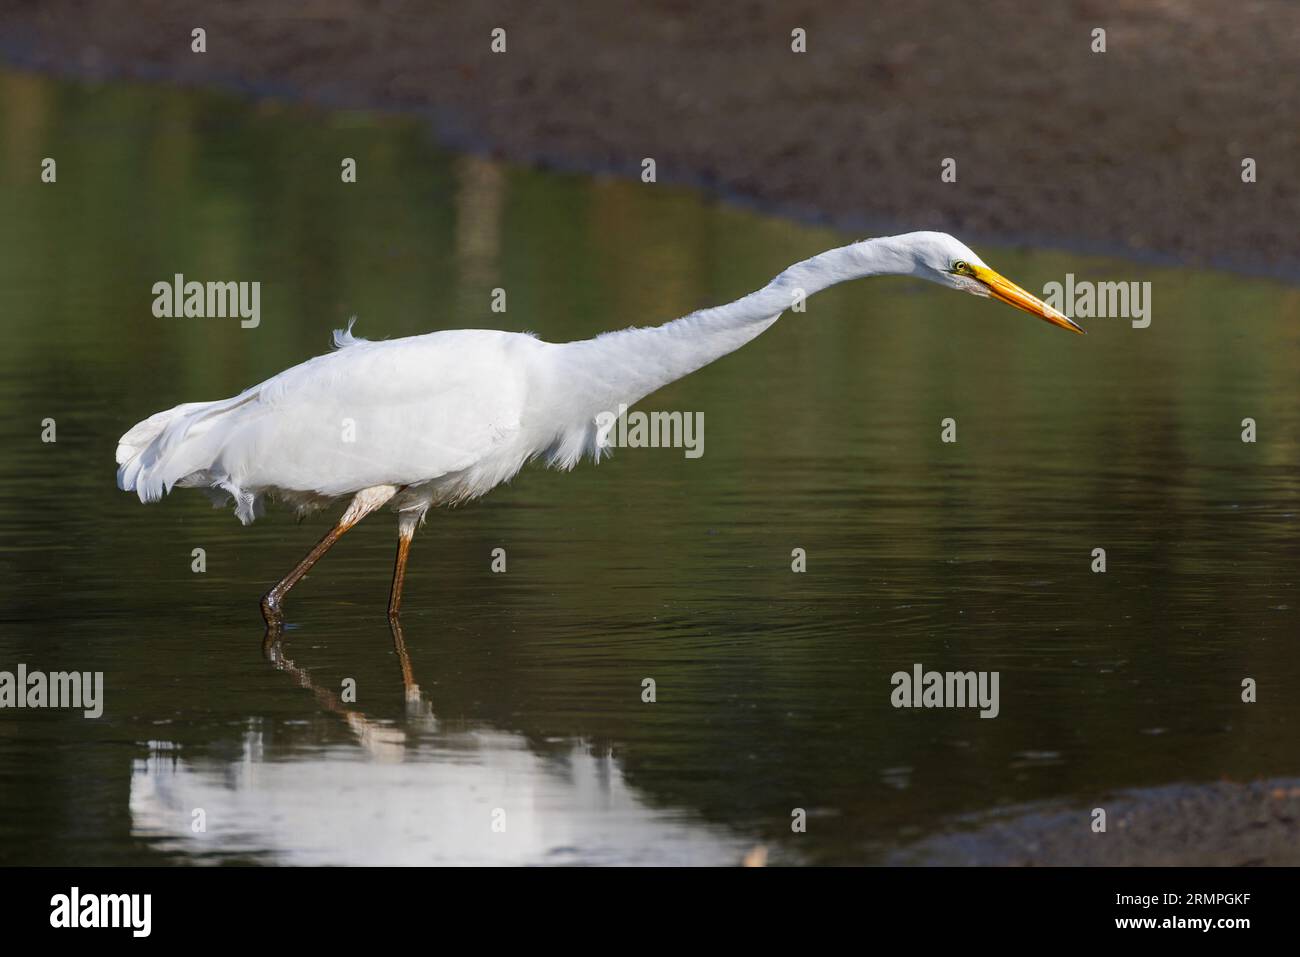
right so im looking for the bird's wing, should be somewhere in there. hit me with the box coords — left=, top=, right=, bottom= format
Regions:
left=201, top=330, right=539, bottom=500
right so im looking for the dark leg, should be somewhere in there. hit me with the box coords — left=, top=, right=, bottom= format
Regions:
left=261, top=485, right=398, bottom=633
left=261, top=523, right=347, bottom=628
left=387, top=514, right=418, bottom=622
left=388, top=615, right=416, bottom=697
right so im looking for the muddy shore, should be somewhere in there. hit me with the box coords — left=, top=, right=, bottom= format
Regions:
left=897, top=778, right=1300, bottom=866
left=1, top=1, right=1298, bottom=277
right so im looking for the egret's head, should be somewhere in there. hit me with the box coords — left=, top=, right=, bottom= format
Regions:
left=903, top=232, right=1084, bottom=335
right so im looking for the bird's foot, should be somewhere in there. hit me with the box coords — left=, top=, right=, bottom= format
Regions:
left=261, top=591, right=285, bottom=629
left=261, top=593, right=286, bottom=656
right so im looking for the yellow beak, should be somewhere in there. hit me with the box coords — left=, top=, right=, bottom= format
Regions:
left=970, top=264, right=1085, bottom=335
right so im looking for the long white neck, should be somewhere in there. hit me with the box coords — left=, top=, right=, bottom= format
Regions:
left=550, top=235, right=918, bottom=416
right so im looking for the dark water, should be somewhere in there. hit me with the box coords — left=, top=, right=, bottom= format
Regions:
left=1, top=69, right=1297, bottom=865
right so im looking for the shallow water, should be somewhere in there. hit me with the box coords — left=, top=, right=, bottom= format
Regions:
left=0, top=69, right=1297, bottom=865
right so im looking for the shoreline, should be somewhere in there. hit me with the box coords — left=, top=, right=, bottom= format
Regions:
left=898, top=777, right=1300, bottom=867
left=2, top=2, right=1299, bottom=282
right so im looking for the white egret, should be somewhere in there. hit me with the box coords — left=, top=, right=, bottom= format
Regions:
left=116, top=231, right=1082, bottom=630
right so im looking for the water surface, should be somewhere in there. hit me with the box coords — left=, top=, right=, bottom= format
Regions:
left=0, top=70, right=1297, bottom=865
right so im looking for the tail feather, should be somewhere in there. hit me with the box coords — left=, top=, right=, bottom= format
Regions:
left=116, top=390, right=263, bottom=520
left=115, top=407, right=188, bottom=465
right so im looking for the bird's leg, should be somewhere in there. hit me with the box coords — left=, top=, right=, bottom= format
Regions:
left=387, top=512, right=420, bottom=622
left=261, top=484, right=399, bottom=632
left=260, top=525, right=347, bottom=630
left=389, top=618, right=437, bottom=730
left=387, top=615, right=423, bottom=710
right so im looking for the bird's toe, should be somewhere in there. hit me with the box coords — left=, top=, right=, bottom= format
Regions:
left=260, top=593, right=283, bottom=625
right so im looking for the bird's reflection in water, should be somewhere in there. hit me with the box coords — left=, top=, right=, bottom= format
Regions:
left=261, top=621, right=436, bottom=759
left=129, top=624, right=752, bottom=865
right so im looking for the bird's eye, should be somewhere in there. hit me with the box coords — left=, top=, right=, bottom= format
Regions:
left=952, top=260, right=970, bottom=275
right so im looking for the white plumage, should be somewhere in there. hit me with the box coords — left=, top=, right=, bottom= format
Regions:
left=116, top=232, right=1081, bottom=628
left=119, top=326, right=544, bottom=522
